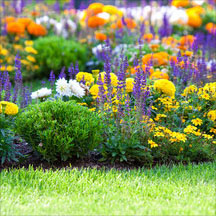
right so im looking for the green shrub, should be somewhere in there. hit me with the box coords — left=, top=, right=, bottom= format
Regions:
left=16, top=100, right=103, bottom=162
left=33, top=36, right=88, bottom=78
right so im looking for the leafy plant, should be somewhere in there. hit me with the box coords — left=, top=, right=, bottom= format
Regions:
left=0, top=113, right=21, bottom=164
left=16, top=99, right=103, bottom=162
left=33, top=36, right=88, bottom=78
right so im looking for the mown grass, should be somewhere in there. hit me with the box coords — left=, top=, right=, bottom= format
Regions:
left=1, top=162, right=215, bottom=215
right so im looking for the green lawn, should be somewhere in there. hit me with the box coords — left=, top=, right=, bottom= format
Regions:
left=1, top=162, right=215, bottom=215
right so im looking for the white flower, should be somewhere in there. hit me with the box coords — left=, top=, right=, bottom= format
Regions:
left=56, top=78, right=70, bottom=96
left=31, top=88, right=52, bottom=100
left=68, top=80, right=85, bottom=98
left=97, top=12, right=110, bottom=20
left=92, top=44, right=103, bottom=56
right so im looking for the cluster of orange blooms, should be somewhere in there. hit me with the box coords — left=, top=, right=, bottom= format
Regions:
left=5, top=16, right=46, bottom=37
left=206, top=22, right=216, bottom=34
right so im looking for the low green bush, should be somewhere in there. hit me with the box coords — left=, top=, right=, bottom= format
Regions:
left=33, top=36, right=88, bottom=78
left=16, top=100, right=103, bottom=162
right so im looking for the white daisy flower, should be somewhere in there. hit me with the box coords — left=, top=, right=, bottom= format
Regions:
left=56, top=78, right=70, bottom=96
left=31, top=88, right=52, bottom=100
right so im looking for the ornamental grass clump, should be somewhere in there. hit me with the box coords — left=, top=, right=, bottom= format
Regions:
left=16, top=100, right=103, bottom=162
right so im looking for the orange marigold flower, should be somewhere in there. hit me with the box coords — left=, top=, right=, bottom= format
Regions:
left=169, top=56, right=178, bottom=64
left=179, top=35, right=195, bottom=46
left=88, top=3, right=104, bottom=15
left=7, top=22, right=25, bottom=35
left=31, top=11, right=40, bottom=17
left=27, top=22, right=47, bottom=36
left=4, top=16, right=16, bottom=24
left=143, top=33, right=154, bottom=43
left=142, top=52, right=169, bottom=66
left=116, top=18, right=136, bottom=29
left=95, top=32, right=107, bottom=41
left=17, top=17, right=32, bottom=28
left=130, top=65, right=154, bottom=75
left=171, top=0, right=189, bottom=7
left=186, top=11, right=202, bottom=28
left=206, top=22, right=216, bottom=33
left=150, top=71, right=169, bottom=80
left=87, top=16, right=106, bottom=28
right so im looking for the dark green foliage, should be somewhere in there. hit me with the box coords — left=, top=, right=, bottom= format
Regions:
left=0, top=114, right=22, bottom=164
left=16, top=100, right=103, bottom=162
left=33, top=36, right=88, bottom=78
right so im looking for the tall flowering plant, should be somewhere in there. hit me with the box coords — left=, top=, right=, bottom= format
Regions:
left=0, top=101, right=21, bottom=164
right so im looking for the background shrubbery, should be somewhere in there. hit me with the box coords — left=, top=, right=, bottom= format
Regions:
left=33, top=36, right=88, bottom=78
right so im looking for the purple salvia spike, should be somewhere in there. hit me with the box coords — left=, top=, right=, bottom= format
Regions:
left=49, top=70, right=55, bottom=89
left=59, top=67, right=66, bottom=79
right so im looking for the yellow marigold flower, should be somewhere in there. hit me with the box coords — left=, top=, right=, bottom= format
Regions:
left=90, top=84, right=99, bottom=96
left=0, top=48, right=8, bottom=56
left=27, top=55, right=36, bottom=63
left=25, top=46, right=38, bottom=54
left=191, top=118, right=202, bottom=126
left=154, top=79, right=176, bottom=98
left=0, top=101, right=18, bottom=115
left=103, top=5, right=119, bottom=15
left=25, top=40, right=33, bottom=46
left=148, top=139, right=158, bottom=148
left=207, top=110, right=216, bottom=122
left=76, top=72, right=94, bottom=84
left=125, top=78, right=134, bottom=93
left=179, top=147, right=184, bottom=152
left=99, top=72, right=118, bottom=87
left=182, top=85, right=197, bottom=97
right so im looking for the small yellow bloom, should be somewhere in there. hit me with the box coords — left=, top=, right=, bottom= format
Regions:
left=25, top=40, right=33, bottom=46
left=148, top=139, right=158, bottom=148
left=27, top=55, right=36, bottom=63
left=25, top=46, right=38, bottom=54
left=89, top=108, right=96, bottom=112
left=1, top=48, right=8, bottom=56
left=191, top=118, right=202, bottom=126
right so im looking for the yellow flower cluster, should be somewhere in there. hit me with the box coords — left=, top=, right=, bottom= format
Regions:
left=100, top=72, right=118, bottom=87
left=153, top=126, right=187, bottom=143
left=0, top=101, right=19, bottom=115
left=125, top=78, right=134, bottom=93
left=154, top=114, right=167, bottom=121
left=157, top=97, right=179, bottom=111
left=154, top=79, right=176, bottom=98
left=182, top=85, right=197, bottom=97
left=198, top=82, right=216, bottom=101
left=207, top=110, right=216, bottom=122
left=76, top=72, right=95, bottom=85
